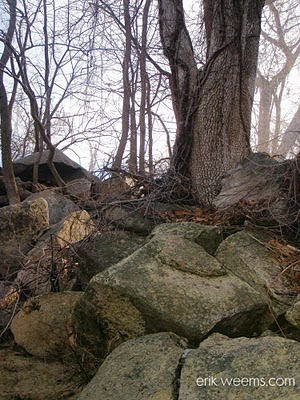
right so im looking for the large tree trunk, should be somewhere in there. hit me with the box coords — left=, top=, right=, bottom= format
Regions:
left=158, top=0, right=263, bottom=206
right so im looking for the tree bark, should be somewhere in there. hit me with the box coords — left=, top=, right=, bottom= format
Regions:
left=0, top=0, right=20, bottom=205
left=158, top=0, right=263, bottom=206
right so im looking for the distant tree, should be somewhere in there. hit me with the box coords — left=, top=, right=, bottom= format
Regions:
left=254, top=0, right=300, bottom=154
left=277, top=103, right=300, bottom=156
left=7, top=0, right=98, bottom=186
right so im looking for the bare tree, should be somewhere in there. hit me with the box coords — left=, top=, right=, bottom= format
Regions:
left=6, top=0, right=99, bottom=186
left=255, top=0, right=300, bottom=154
left=0, top=0, right=20, bottom=204
left=112, top=0, right=132, bottom=171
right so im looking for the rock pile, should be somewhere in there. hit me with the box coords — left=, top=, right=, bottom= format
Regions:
left=0, top=151, right=299, bottom=400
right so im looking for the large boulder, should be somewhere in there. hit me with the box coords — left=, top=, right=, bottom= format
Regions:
left=77, top=332, right=187, bottom=400
left=76, top=332, right=300, bottom=400
left=213, top=153, right=284, bottom=209
left=12, top=149, right=97, bottom=184
left=16, top=210, right=95, bottom=294
left=77, top=230, right=146, bottom=288
left=91, top=176, right=130, bottom=202
left=285, top=297, right=300, bottom=329
left=11, top=291, right=83, bottom=358
left=148, top=222, right=224, bottom=255
left=66, top=178, right=92, bottom=201
left=179, top=333, right=300, bottom=399
left=216, top=230, right=295, bottom=314
left=25, top=189, right=80, bottom=225
left=73, top=223, right=269, bottom=360
left=103, top=205, right=157, bottom=234
left=213, top=153, right=295, bottom=227
left=0, top=198, right=49, bottom=279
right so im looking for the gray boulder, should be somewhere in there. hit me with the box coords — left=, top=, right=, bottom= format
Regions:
left=11, top=291, right=83, bottom=358
left=16, top=210, right=95, bottom=294
left=77, top=230, right=146, bottom=288
left=0, top=198, right=49, bottom=279
left=216, top=230, right=295, bottom=314
left=179, top=333, right=300, bottom=400
left=77, top=332, right=187, bottom=400
left=66, top=178, right=92, bottom=201
left=12, top=149, right=98, bottom=184
left=213, top=153, right=294, bottom=226
left=75, top=332, right=300, bottom=400
left=213, top=152, right=283, bottom=209
left=73, top=223, right=269, bottom=360
left=91, top=176, right=130, bottom=202
left=286, top=297, right=300, bottom=329
left=25, top=189, right=80, bottom=225
left=103, top=205, right=157, bottom=234
left=148, top=222, right=224, bottom=255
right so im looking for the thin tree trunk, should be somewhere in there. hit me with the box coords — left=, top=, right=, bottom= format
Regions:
left=42, top=0, right=51, bottom=144
left=0, top=0, right=20, bottom=205
left=152, top=112, right=172, bottom=162
left=146, top=72, right=153, bottom=174
left=138, top=0, right=151, bottom=175
left=129, top=70, right=138, bottom=174
left=256, top=76, right=272, bottom=153
left=271, top=82, right=284, bottom=156
left=112, top=0, right=131, bottom=170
